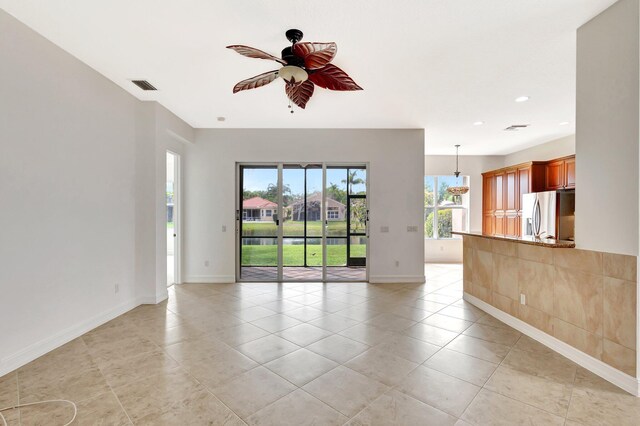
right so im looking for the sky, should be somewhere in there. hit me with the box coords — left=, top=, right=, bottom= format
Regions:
left=243, top=168, right=366, bottom=196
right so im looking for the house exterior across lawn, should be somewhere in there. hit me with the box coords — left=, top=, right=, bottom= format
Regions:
left=289, top=193, right=346, bottom=221
left=242, top=196, right=277, bottom=221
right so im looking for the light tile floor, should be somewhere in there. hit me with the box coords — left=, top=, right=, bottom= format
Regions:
left=2, top=264, right=639, bottom=425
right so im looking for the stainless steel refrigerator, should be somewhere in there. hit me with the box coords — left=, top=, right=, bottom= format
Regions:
left=521, top=190, right=575, bottom=240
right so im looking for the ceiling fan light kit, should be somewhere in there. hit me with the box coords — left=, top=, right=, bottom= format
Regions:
left=227, top=29, right=362, bottom=111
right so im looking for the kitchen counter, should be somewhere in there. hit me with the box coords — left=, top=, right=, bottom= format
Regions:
left=452, top=231, right=575, bottom=248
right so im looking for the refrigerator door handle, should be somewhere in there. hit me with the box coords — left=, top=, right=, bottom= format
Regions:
left=533, top=198, right=541, bottom=237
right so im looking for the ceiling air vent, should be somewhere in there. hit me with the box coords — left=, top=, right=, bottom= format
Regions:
left=131, top=80, right=157, bottom=91
left=504, top=124, right=529, bottom=131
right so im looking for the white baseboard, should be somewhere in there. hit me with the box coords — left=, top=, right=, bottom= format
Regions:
left=183, top=275, right=236, bottom=283
left=464, top=293, right=640, bottom=397
left=137, top=291, right=168, bottom=304
left=369, top=275, right=426, bottom=284
left=0, top=296, right=153, bottom=378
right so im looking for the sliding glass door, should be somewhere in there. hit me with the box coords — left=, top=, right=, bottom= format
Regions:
left=238, top=164, right=368, bottom=282
left=239, top=166, right=279, bottom=281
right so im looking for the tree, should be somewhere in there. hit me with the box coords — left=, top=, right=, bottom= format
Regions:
left=438, top=181, right=454, bottom=205
left=350, top=199, right=367, bottom=232
left=327, top=182, right=347, bottom=205
left=342, top=170, right=365, bottom=194
left=243, top=183, right=292, bottom=204
left=425, top=209, right=453, bottom=238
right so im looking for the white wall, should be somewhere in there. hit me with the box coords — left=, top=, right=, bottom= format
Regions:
left=424, top=155, right=502, bottom=262
left=576, top=0, right=639, bottom=256
left=0, top=10, right=192, bottom=375
left=184, top=129, right=425, bottom=284
left=153, top=104, right=194, bottom=295
left=503, top=134, right=575, bottom=166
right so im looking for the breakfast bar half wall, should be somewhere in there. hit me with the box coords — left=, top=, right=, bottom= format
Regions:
left=455, top=232, right=638, bottom=395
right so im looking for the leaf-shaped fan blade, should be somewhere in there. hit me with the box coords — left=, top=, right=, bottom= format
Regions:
left=227, top=45, right=286, bottom=65
left=285, top=80, right=315, bottom=109
left=292, top=42, right=337, bottom=70
left=233, top=70, right=279, bottom=93
left=308, top=64, right=363, bottom=91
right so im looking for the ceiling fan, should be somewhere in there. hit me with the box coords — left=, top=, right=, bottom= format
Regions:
left=227, top=29, right=362, bottom=111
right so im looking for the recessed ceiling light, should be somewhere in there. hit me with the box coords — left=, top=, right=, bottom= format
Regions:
left=515, top=96, right=530, bottom=103
left=473, top=121, right=484, bottom=126
left=217, top=117, right=226, bottom=122
left=559, top=121, right=570, bottom=126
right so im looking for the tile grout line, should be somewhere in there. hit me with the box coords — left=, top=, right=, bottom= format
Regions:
left=141, top=324, right=252, bottom=424
left=16, top=371, right=21, bottom=426
left=467, top=328, right=576, bottom=421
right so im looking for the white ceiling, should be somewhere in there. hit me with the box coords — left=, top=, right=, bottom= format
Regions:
left=1, top=0, right=616, bottom=154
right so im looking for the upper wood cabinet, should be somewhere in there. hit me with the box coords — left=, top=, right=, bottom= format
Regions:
left=545, top=155, right=576, bottom=190
left=545, top=160, right=565, bottom=190
left=564, top=157, right=576, bottom=189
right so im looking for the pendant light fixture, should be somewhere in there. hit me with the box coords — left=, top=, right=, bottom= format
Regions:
left=447, top=145, right=470, bottom=196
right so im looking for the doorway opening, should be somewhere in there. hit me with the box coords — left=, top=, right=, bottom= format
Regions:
left=166, top=151, right=180, bottom=286
left=237, top=163, right=368, bottom=282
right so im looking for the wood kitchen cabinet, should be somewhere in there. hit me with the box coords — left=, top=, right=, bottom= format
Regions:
left=564, top=157, right=576, bottom=189
left=482, top=155, right=575, bottom=236
left=482, top=161, right=548, bottom=237
left=545, top=155, right=576, bottom=190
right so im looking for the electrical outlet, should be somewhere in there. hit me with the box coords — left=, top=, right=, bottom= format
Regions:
left=222, top=225, right=227, bottom=232
left=520, top=293, right=526, bottom=305
left=114, top=283, right=119, bottom=294
left=204, top=260, right=210, bottom=267
left=380, top=226, right=389, bottom=233
left=395, top=260, right=400, bottom=267
left=407, top=225, right=418, bottom=232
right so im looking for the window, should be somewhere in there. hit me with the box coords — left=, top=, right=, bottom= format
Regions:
left=265, top=209, right=272, bottom=217
left=425, top=175, right=469, bottom=239
left=327, top=207, right=339, bottom=219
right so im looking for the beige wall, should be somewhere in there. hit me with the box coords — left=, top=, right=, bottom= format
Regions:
left=463, top=236, right=637, bottom=377
left=576, top=0, right=639, bottom=256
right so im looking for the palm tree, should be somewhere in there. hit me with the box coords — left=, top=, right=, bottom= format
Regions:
left=342, top=170, right=365, bottom=194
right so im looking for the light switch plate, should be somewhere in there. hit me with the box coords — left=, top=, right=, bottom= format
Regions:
left=380, top=226, right=389, bottom=233
left=407, top=225, right=418, bottom=232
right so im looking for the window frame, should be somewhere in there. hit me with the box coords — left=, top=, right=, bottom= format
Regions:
left=425, top=175, right=470, bottom=240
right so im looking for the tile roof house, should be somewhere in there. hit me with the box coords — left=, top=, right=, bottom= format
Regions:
left=242, top=196, right=277, bottom=221
left=289, top=193, right=346, bottom=221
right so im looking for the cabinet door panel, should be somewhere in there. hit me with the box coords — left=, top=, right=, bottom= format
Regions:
left=506, top=215, right=518, bottom=237
left=517, top=167, right=530, bottom=211
left=494, top=173, right=504, bottom=210
left=505, top=169, right=517, bottom=211
left=565, top=158, right=576, bottom=188
left=483, top=175, right=494, bottom=212
left=494, top=215, right=505, bottom=236
left=546, top=160, right=565, bottom=190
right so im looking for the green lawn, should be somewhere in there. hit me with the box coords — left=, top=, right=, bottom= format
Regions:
left=242, top=244, right=366, bottom=266
left=242, top=220, right=365, bottom=237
